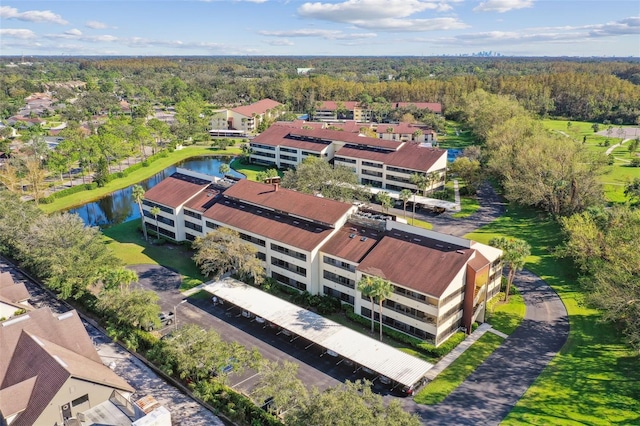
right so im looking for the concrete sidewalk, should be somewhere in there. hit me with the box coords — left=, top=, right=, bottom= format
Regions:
left=425, top=323, right=501, bottom=381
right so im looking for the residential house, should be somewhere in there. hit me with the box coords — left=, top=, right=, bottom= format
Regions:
left=0, top=308, right=135, bottom=426
left=141, top=171, right=502, bottom=346
left=0, top=272, right=33, bottom=320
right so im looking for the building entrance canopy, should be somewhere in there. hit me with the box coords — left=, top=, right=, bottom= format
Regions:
left=204, top=278, right=433, bottom=388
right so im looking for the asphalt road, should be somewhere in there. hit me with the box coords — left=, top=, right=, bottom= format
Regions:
left=408, top=269, right=569, bottom=425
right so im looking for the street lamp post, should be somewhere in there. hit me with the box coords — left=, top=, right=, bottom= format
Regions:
left=174, top=299, right=187, bottom=331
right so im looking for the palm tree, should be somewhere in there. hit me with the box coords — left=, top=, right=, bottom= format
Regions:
left=411, top=173, right=429, bottom=196
left=399, top=189, right=412, bottom=219
left=376, top=191, right=392, bottom=213
left=150, top=206, right=161, bottom=243
left=131, top=184, right=148, bottom=242
left=489, top=237, right=531, bottom=302
left=357, top=275, right=376, bottom=333
left=373, top=277, right=393, bottom=341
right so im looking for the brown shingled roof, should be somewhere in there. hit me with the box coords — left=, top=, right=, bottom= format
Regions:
left=252, top=124, right=402, bottom=151
left=320, top=223, right=383, bottom=263
left=203, top=200, right=335, bottom=252
left=231, top=99, right=282, bottom=117
left=394, top=102, right=442, bottom=114
left=143, top=172, right=212, bottom=208
left=220, top=180, right=353, bottom=227
left=357, top=231, right=474, bottom=298
left=0, top=308, right=133, bottom=426
left=336, top=143, right=446, bottom=173
left=183, top=185, right=223, bottom=212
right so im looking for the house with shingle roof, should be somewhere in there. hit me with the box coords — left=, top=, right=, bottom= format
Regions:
left=0, top=308, right=136, bottom=426
left=141, top=170, right=502, bottom=346
left=0, top=272, right=33, bottom=319
left=313, top=100, right=441, bottom=122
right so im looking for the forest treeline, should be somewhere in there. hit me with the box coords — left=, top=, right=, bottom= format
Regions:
left=2, top=57, right=639, bottom=124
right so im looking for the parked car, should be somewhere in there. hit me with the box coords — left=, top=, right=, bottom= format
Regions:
left=144, top=311, right=174, bottom=331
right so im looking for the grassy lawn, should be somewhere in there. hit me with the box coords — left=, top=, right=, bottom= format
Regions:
left=542, top=119, right=640, bottom=203
left=413, top=333, right=504, bottom=405
left=486, top=290, right=526, bottom=335
left=465, top=204, right=640, bottom=425
left=102, top=219, right=206, bottom=290
left=451, top=196, right=480, bottom=219
left=439, top=121, right=477, bottom=150
left=408, top=217, right=433, bottom=230
left=40, top=146, right=242, bottom=213
left=230, top=158, right=283, bottom=181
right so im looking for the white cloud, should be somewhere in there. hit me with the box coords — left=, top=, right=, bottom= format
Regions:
left=0, top=6, right=68, bottom=25
left=473, top=0, right=534, bottom=13
left=260, top=29, right=377, bottom=39
left=85, top=20, right=110, bottom=29
left=266, top=39, right=294, bottom=46
left=0, top=29, right=37, bottom=39
left=434, top=16, right=640, bottom=46
left=64, top=29, right=82, bottom=36
left=297, top=0, right=464, bottom=32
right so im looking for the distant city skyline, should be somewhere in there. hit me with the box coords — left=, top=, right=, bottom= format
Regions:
left=1, top=1, right=638, bottom=57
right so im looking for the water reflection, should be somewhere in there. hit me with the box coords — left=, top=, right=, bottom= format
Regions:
left=70, top=156, right=242, bottom=227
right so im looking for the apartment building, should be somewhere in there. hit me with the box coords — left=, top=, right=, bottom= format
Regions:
left=250, top=123, right=447, bottom=193
left=313, top=101, right=442, bottom=122
left=142, top=171, right=502, bottom=346
left=210, top=99, right=284, bottom=133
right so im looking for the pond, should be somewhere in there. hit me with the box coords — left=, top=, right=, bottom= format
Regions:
left=447, top=149, right=463, bottom=162
left=69, top=156, right=243, bottom=227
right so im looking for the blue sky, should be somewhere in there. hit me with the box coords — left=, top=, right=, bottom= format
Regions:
left=1, top=0, right=639, bottom=57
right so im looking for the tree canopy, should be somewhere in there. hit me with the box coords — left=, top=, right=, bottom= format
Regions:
left=192, top=227, right=265, bottom=285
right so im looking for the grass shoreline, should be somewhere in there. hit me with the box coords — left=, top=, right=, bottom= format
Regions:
left=40, top=145, right=242, bottom=213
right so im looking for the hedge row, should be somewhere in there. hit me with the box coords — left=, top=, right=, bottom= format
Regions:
left=342, top=304, right=467, bottom=358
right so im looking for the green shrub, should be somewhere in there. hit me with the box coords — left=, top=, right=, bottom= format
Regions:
left=630, top=158, right=640, bottom=167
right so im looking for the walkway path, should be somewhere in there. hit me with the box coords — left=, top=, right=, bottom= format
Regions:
left=605, top=138, right=632, bottom=155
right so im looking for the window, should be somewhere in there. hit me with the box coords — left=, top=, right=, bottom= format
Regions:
left=142, top=200, right=173, bottom=214
left=206, top=221, right=219, bottom=230
left=271, top=243, right=307, bottom=261
left=280, top=147, right=297, bottom=153
left=145, top=224, right=176, bottom=240
left=239, top=232, right=266, bottom=247
left=335, top=156, right=356, bottom=164
left=256, top=252, right=266, bottom=261
left=185, top=233, right=196, bottom=241
left=441, top=286, right=465, bottom=306
left=361, top=178, right=382, bottom=188
left=323, top=270, right=355, bottom=289
left=323, top=256, right=356, bottom=272
left=324, top=286, right=354, bottom=305
left=271, top=258, right=307, bottom=277
left=184, top=221, right=202, bottom=232
left=184, top=209, right=202, bottom=220
left=144, top=211, right=175, bottom=226
left=272, top=272, right=307, bottom=291
left=251, top=143, right=276, bottom=151
left=72, top=394, right=89, bottom=407
left=281, top=154, right=297, bottom=162
left=362, top=161, right=382, bottom=169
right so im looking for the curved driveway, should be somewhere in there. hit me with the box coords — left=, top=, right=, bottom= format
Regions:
left=406, top=184, right=570, bottom=425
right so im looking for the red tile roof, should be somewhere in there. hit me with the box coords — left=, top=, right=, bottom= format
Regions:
left=376, top=122, right=430, bottom=135
left=219, top=179, right=353, bottom=226
left=183, top=185, right=222, bottom=212
left=357, top=230, right=474, bottom=297
left=394, top=102, right=442, bottom=114
left=143, top=172, right=212, bottom=208
left=253, top=124, right=403, bottom=151
left=320, top=223, right=383, bottom=263
left=231, top=98, right=282, bottom=117
left=203, top=200, right=336, bottom=252
left=336, top=143, right=446, bottom=173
